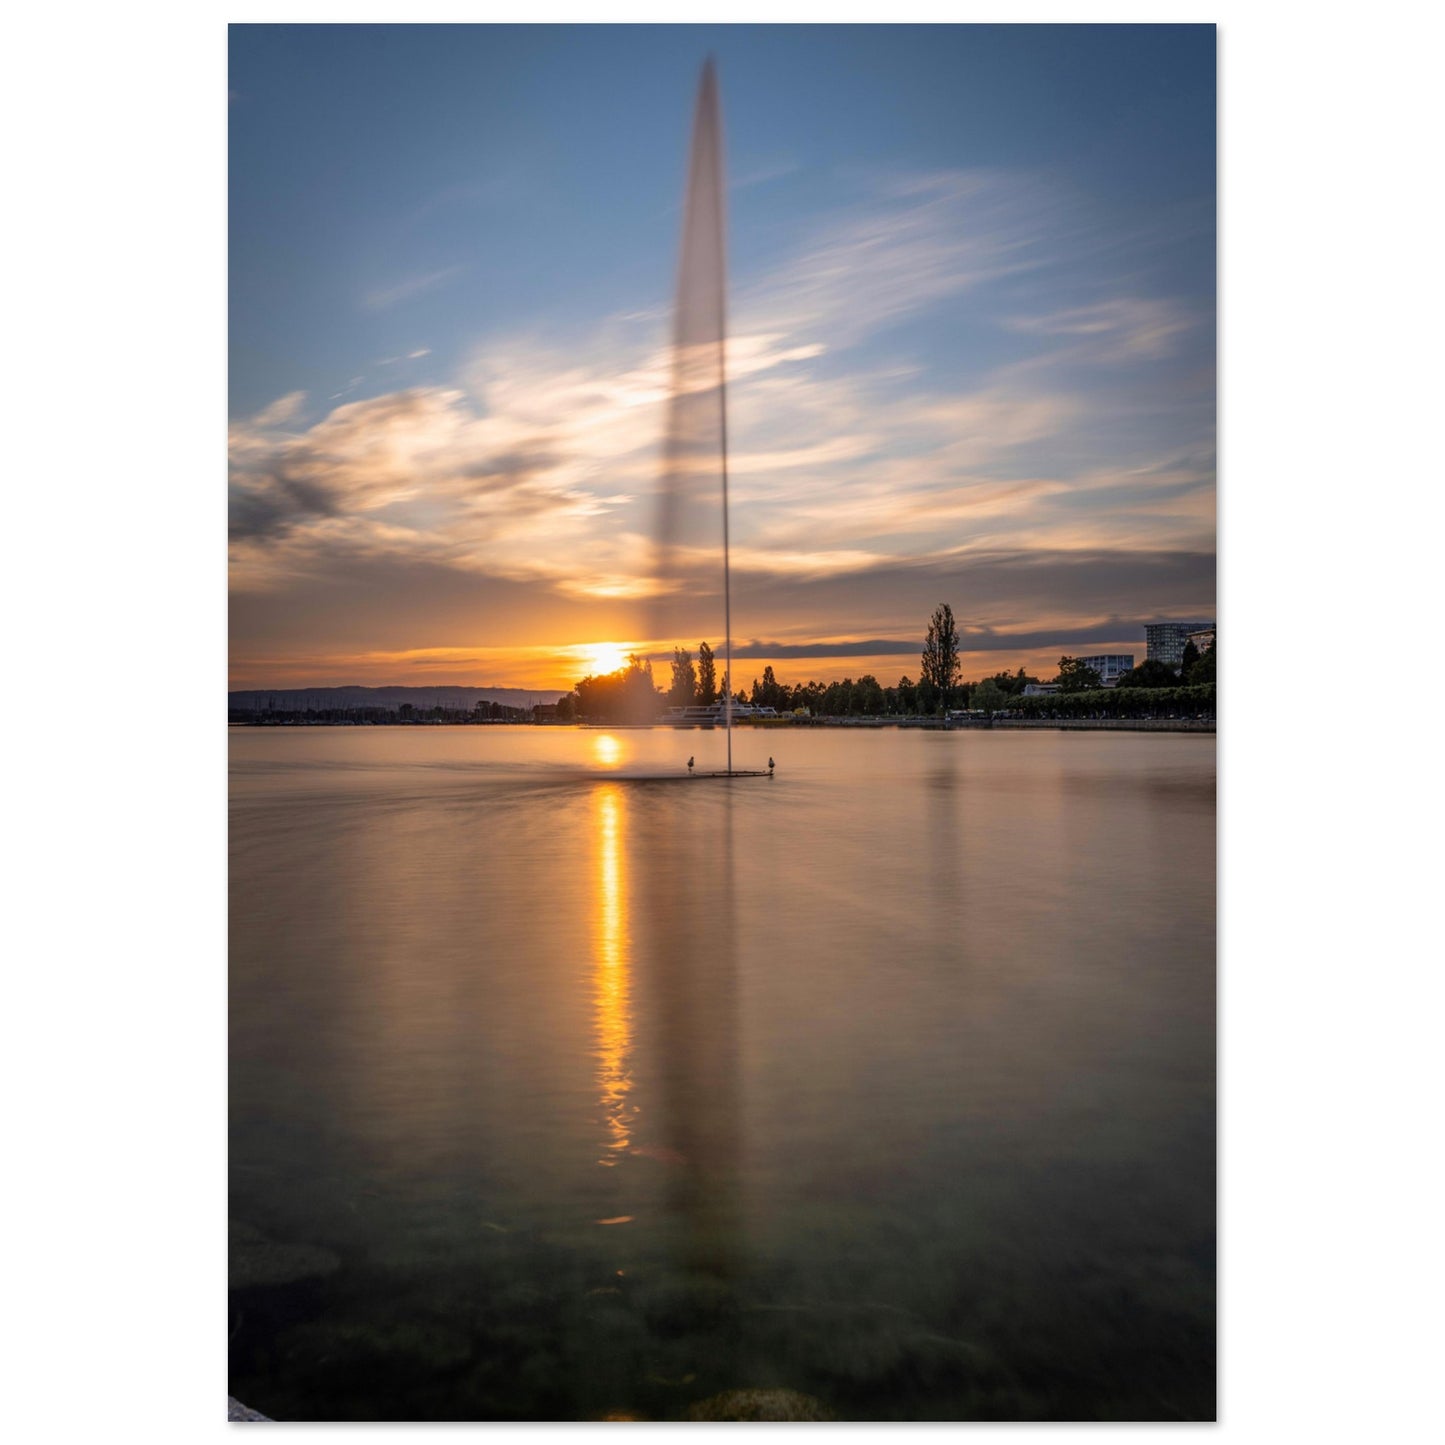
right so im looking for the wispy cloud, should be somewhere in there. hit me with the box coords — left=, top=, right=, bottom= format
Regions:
left=1005, top=297, right=1195, bottom=362
left=232, top=166, right=1214, bottom=679
left=250, top=390, right=306, bottom=427
left=739, top=169, right=1055, bottom=348
left=363, top=266, right=466, bottom=311
left=374, top=347, right=433, bottom=367
left=732, top=157, right=801, bottom=190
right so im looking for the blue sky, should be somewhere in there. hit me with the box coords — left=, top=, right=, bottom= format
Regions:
left=229, top=23, right=1215, bottom=690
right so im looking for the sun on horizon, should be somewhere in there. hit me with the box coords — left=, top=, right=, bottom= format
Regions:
left=583, top=642, right=632, bottom=677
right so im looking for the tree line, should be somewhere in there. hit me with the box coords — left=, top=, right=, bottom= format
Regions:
left=1004, top=683, right=1215, bottom=720
left=564, top=603, right=1216, bottom=722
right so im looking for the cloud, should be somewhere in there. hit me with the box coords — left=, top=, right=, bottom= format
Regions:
left=363, top=266, right=466, bottom=311
left=229, top=382, right=658, bottom=600
left=723, top=617, right=1152, bottom=661
left=731, top=157, right=801, bottom=190
left=1005, top=297, right=1195, bottom=362
left=250, top=391, right=307, bottom=427
left=738, top=169, right=1055, bottom=348
left=232, top=166, right=1214, bottom=681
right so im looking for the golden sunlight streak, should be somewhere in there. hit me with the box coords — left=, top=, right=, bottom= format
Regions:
left=592, top=785, right=636, bottom=1164
left=592, top=733, right=622, bottom=767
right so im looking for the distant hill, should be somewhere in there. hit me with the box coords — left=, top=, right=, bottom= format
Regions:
left=229, top=685, right=566, bottom=712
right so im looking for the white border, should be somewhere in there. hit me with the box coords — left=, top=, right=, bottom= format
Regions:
left=6, top=5, right=1440, bottom=1442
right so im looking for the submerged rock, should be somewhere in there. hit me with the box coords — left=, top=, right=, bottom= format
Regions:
left=686, top=1389, right=834, bottom=1421
left=229, top=1220, right=341, bottom=1289
left=226, top=1395, right=271, bottom=1421
left=279, top=1317, right=474, bottom=1371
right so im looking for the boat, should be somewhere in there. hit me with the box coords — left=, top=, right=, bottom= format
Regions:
left=662, top=702, right=779, bottom=726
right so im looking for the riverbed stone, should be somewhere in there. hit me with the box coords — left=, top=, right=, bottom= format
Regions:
left=227, top=1395, right=272, bottom=1421
left=686, top=1388, right=834, bottom=1421
left=229, top=1220, right=341, bottom=1289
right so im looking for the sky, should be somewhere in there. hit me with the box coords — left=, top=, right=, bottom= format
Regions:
left=229, top=23, right=1215, bottom=693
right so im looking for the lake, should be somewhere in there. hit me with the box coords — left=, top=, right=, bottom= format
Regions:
left=229, top=724, right=1216, bottom=1421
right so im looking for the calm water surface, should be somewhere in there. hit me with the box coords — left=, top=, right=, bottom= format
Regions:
left=229, top=725, right=1215, bottom=1420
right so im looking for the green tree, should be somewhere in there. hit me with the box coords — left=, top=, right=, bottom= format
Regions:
left=575, top=656, right=662, bottom=723
left=751, top=665, right=785, bottom=710
left=696, top=641, right=718, bottom=705
left=856, top=674, right=886, bottom=715
left=1179, top=640, right=1200, bottom=677
left=1055, top=655, right=1104, bottom=692
left=668, top=646, right=698, bottom=707
left=921, top=603, right=961, bottom=712
left=1116, top=658, right=1179, bottom=689
left=1184, top=635, right=1215, bottom=686
left=896, top=674, right=918, bottom=714
left=986, top=667, right=1039, bottom=697
left=971, top=677, right=1008, bottom=713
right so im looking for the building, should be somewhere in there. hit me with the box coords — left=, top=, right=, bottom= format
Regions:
left=1021, top=682, right=1060, bottom=697
left=1145, top=621, right=1214, bottom=670
left=1186, top=626, right=1215, bottom=653
left=1077, top=654, right=1135, bottom=687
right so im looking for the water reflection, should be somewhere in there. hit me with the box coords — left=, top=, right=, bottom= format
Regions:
left=231, top=729, right=1217, bottom=1421
left=641, top=788, right=744, bottom=1281
left=587, top=780, right=745, bottom=1279
left=592, top=785, right=636, bottom=1163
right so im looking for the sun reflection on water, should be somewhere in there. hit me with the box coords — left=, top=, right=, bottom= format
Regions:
left=592, top=734, right=621, bottom=768
left=592, top=784, right=636, bottom=1163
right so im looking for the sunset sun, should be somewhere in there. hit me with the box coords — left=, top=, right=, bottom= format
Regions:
left=585, top=642, right=630, bottom=676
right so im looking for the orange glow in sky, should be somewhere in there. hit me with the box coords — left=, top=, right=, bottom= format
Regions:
left=229, top=32, right=1214, bottom=698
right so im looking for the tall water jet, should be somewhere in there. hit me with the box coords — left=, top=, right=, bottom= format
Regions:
left=653, top=58, right=737, bottom=772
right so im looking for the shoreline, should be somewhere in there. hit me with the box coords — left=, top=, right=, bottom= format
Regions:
left=229, top=717, right=1215, bottom=734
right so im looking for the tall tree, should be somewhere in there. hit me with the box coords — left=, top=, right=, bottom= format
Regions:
left=1184, top=635, right=1215, bottom=686
left=752, top=665, right=784, bottom=710
left=696, top=641, right=718, bottom=705
left=920, top=603, right=961, bottom=712
left=668, top=646, right=698, bottom=707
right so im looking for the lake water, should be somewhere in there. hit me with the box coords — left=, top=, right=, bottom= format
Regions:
left=229, top=725, right=1215, bottom=1421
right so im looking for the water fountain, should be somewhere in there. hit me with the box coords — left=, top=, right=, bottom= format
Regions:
left=653, top=59, right=768, bottom=780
